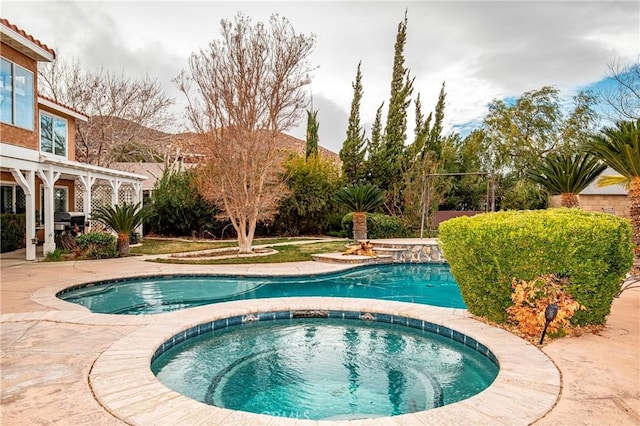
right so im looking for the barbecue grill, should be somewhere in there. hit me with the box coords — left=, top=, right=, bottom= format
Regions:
left=54, top=212, right=86, bottom=235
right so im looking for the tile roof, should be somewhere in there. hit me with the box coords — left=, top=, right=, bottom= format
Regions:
left=38, top=95, right=88, bottom=121
left=0, top=18, right=56, bottom=59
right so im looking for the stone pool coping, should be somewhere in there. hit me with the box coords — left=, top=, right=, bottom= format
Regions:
left=89, top=297, right=560, bottom=425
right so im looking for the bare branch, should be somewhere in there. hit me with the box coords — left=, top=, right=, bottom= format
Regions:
left=597, top=58, right=640, bottom=121
left=179, top=13, right=315, bottom=252
left=38, top=59, right=175, bottom=165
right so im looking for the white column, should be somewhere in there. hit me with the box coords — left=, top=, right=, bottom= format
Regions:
left=132, top=181, right=143, bottom=237
left=11, top=169, right=36, bottom=261
left=132, top=181, right=142, bottom=205
left=37, top=166, right=61, bottom=255
left=78, top=173, right=95, bottom=232
left=109, top=178, right=121, bottom=206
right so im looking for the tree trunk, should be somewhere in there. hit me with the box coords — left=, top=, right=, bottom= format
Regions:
left=117, top=233, right=130, bottom=257
left=238, top=233, right=252, bottom=254
left=353, top=212, right=367, bottom=242
left=629, top=177, right=640, bottom=257
left=560, top=193, right=579, bottom=208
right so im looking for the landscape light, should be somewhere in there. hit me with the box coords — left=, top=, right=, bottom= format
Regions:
left=539, top=303, right=559, bottom=344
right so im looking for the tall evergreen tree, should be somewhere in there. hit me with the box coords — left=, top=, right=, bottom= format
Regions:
left=380, top=11, right=414, bottom=213
left=305, top=108, right=319, bottom=160
left=405, top=93, right=432, bottom=164
left=427, top=82, right=447, bottom=161
left=340, top=62, right=366, bottom=184
left=365, top=102, right=385, bottom=184
left=402, top=84, right=448, bottom=229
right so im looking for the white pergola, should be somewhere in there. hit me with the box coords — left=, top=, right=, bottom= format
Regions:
left=1, top=143, right=147, bottom=260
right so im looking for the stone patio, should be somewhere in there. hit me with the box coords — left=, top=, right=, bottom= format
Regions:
left=1, top=248, right=638, bottom=425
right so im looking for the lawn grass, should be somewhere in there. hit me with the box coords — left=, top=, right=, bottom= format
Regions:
left=148, top=240, right=347, bottom=264
left=130, top=236, right=318, bottom=255
left=130, top=239, right=237, bottom=255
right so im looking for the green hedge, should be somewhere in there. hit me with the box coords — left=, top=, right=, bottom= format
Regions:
left=438, top=209, right=633, bottom=326
left=341, top=212, right=410, bottom=239
left=75, top=232, right=117, bottom=259
left=1, top=214, right=25, bottom=253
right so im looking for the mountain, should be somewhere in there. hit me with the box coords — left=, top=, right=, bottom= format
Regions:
left=79, top=116, right=340, bottom=166
left=170, top=129, right=340, bottom=163
left=75, top=116, right=174, bottom=166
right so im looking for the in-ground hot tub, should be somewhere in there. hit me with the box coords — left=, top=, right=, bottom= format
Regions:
left=151, top=310, right=499, bottom=421
left=89, top=299, right=560, bottom=425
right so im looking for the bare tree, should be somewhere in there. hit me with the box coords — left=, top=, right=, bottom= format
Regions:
left=598, top=59, right=640, bottom=121
left=39, top=59, right=175, bottom=166
left=176, top=13, right=316, bottom=253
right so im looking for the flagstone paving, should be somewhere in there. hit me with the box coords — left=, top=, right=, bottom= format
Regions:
left=0, top=249, right=638, bottom=425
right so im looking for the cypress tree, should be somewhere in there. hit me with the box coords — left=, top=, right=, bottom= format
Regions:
left=364, top=102, right=385, bottom=184
left=305, top=108, right=319, bottom=160
left=340, top=61, right=366, bottom=184
left=427, top=82, right=447, bottom=160
left=406, top=93, right=432, bottom=164
left=380, top=11, right=414, bottom=192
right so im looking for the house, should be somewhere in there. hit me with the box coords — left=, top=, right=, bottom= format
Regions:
left=110, top=161, right=197, bottom=199
left=109, top=128, right=340, bottom=192
left=0, top=18, right=146, bottom=260
left=549, top=167, right=629, bottom=217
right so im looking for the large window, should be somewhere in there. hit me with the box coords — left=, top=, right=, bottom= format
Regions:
left=1, top=184, right=26, bottom=214
left=40, top=112, right=67, bottom=157
left=0, top=58, right=34, bottom=130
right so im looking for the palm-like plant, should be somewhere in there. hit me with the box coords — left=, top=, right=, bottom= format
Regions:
left=333, top=184, right=385, bottom=242
left=587, top=119, right=640, bottom=254
left=91, top=202, right=148, bottom=256
left=526, top=152, right=606, bottom=207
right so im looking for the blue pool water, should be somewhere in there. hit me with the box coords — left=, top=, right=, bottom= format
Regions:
left=151, top=317, right=498, bottom=420
left=58, top=264, right=465, bottom=315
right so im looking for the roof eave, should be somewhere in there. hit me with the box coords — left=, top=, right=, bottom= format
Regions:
left=38, top=97, right=88, bottom=122
left=0, top=26, right=55, bottom=62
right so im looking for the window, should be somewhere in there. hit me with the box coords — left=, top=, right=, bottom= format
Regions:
left=0, top=184, right=26, bottom=214
left=40, top=112, right=67, bottom=157
left=0, top=58, right=34, bottom=130
left=40, top=186, right=68, bottom=223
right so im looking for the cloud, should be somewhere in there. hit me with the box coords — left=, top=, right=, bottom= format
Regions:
left=4, top=0, right=638, bottom=150
left=288, top=94, right=349, bottom=154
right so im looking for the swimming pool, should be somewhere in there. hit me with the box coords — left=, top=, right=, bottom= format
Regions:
left=58, top=264, right=465, bottom=315
left=151, top=313, right=499, bottom=420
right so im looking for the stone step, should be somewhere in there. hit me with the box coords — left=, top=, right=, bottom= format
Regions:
left=372, top=247, right=406, bottom=253
left=311, top=253, right=393, bottom=265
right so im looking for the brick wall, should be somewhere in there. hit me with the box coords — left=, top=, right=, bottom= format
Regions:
left=1, top=43, right=38, bottom=150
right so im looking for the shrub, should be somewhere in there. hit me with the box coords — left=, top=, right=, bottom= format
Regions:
left=148, top=167, right=221, bottom=237
left=507, top=274, right=583, bottom=338
left=0, top=214, right=25, bottom=253
left=439, top=209, right=633, bottom=326
left=45, top=248, right=66, bottom=262
left=276, top=154, right=342, bottom=236
left=341, top=212, right=410, bottom=239
left=75, top=232, right=117, bottom=259
left=325, top=212, right=347, bottom=237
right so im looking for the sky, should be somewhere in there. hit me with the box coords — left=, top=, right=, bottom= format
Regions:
left=3, top=1, right=639, bottom=154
